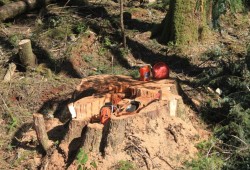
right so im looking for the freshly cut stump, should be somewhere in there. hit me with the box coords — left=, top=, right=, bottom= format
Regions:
left=41, top=75, right=200, bottom=170
left=19, top=39, right=36, bottom=68
left=82, top=123, right=103, bottom=153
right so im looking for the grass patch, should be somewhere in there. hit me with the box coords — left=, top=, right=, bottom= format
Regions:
left=116, top=160, right=136, bottom=170
left=47, top=26, right=72, bottom=41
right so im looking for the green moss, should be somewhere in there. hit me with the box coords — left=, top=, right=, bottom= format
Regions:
left=47, top=26, right=72, bottom=41
left=174, top=0, right=198, bottom=45
left=153, top=0, right=203, bottom=46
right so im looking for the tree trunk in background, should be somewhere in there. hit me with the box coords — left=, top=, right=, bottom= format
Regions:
left=152, top=0, right=206, bottom=46
left=0, top=0, right=54, bottom=22
left=120, top=0, right=126, bottom=48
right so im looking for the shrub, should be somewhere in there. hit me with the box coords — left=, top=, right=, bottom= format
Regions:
left=194, top=45, right=250, bottom=169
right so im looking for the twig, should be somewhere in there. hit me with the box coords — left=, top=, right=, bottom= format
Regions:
left=126, top=142, right=153, bottom=170
left=126, top=134, right=145, bottom=142
left=167, top=125, right=178, bottom=143
left=206, top=142, right=214, bottom=158
left=213, top=145, right=226, bottom=153
left=64, top=0, right=71, bottom=7
left=0, top=93, right=9, bottom=111
left=231, top=135, right=248, bottom=146
left=0, top=28, right=8, bottom=36
left=221, top=142, right=242, bottom=149
left=111, top=55, right=114, bottom=75
left=157, top=155, right=174, bottom=169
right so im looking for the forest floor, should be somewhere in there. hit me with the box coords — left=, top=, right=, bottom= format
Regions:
left=0, top=1, right=249, bottom=169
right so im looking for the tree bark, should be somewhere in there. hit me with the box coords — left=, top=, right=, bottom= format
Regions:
left=152, top=0, right=200, bottom=45
left=0, top=0, right=54, bottom=22
left=62, top=119, right=89, bottom=144
left=120, top=0, right=126, bottom=48
left=59, top=119, right=88, bottom=157
left=105, top=116, right=127, bottom=154
left=33, top=113, right=52, bottom=152
left=19, top=39, right=37, bottom=68
left=82, top=123, right=103, bottom=153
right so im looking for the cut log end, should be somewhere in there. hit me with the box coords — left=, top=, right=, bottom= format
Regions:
left=19, top=39, right=32, bottom=45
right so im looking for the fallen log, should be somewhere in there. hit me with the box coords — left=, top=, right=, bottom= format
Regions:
left=0, top=0, right=54, bottom=22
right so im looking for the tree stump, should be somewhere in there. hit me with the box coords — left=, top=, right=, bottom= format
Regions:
left=82, top=123, right=103, bottom=153
left=33, top=113, right=52, bottom=152
left=38, top=75, right=193, bottom=170
left=19, top=39, right=37, bottom=68
left=105, top=116, right=128, bottom=154
left=59, top=119, right=88, bottom=157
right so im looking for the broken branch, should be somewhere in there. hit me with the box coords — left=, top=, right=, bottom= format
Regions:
left=33, top=113, right=52, bottom=152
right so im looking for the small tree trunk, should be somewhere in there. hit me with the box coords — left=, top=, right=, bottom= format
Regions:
left=120, top=0, right=126, bottom=48
left=82, top=123, right=103, bottom=153
left=207, top=0, right=213, bottom=27
left=33, top=113, right=52, bottom=152
left=19, top=39, right=37, bottom=68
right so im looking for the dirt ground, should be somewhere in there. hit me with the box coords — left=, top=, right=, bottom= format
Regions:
left=0, top=0, right=249, bottom=169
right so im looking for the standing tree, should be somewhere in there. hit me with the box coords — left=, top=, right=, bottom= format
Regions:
left=120, top=0, right=126, bottom=48
left=152, top=0, right=204, bottom=45
left=152, top=0, right=247, bottom=46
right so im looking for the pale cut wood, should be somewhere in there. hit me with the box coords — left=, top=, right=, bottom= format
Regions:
left=19, top=39, right=37, bottom=68
left=82, top=123, right=103, bottom=153
left=3, top=63, right=16, bottom=82
left=33, top=113, right=52, bottom=151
